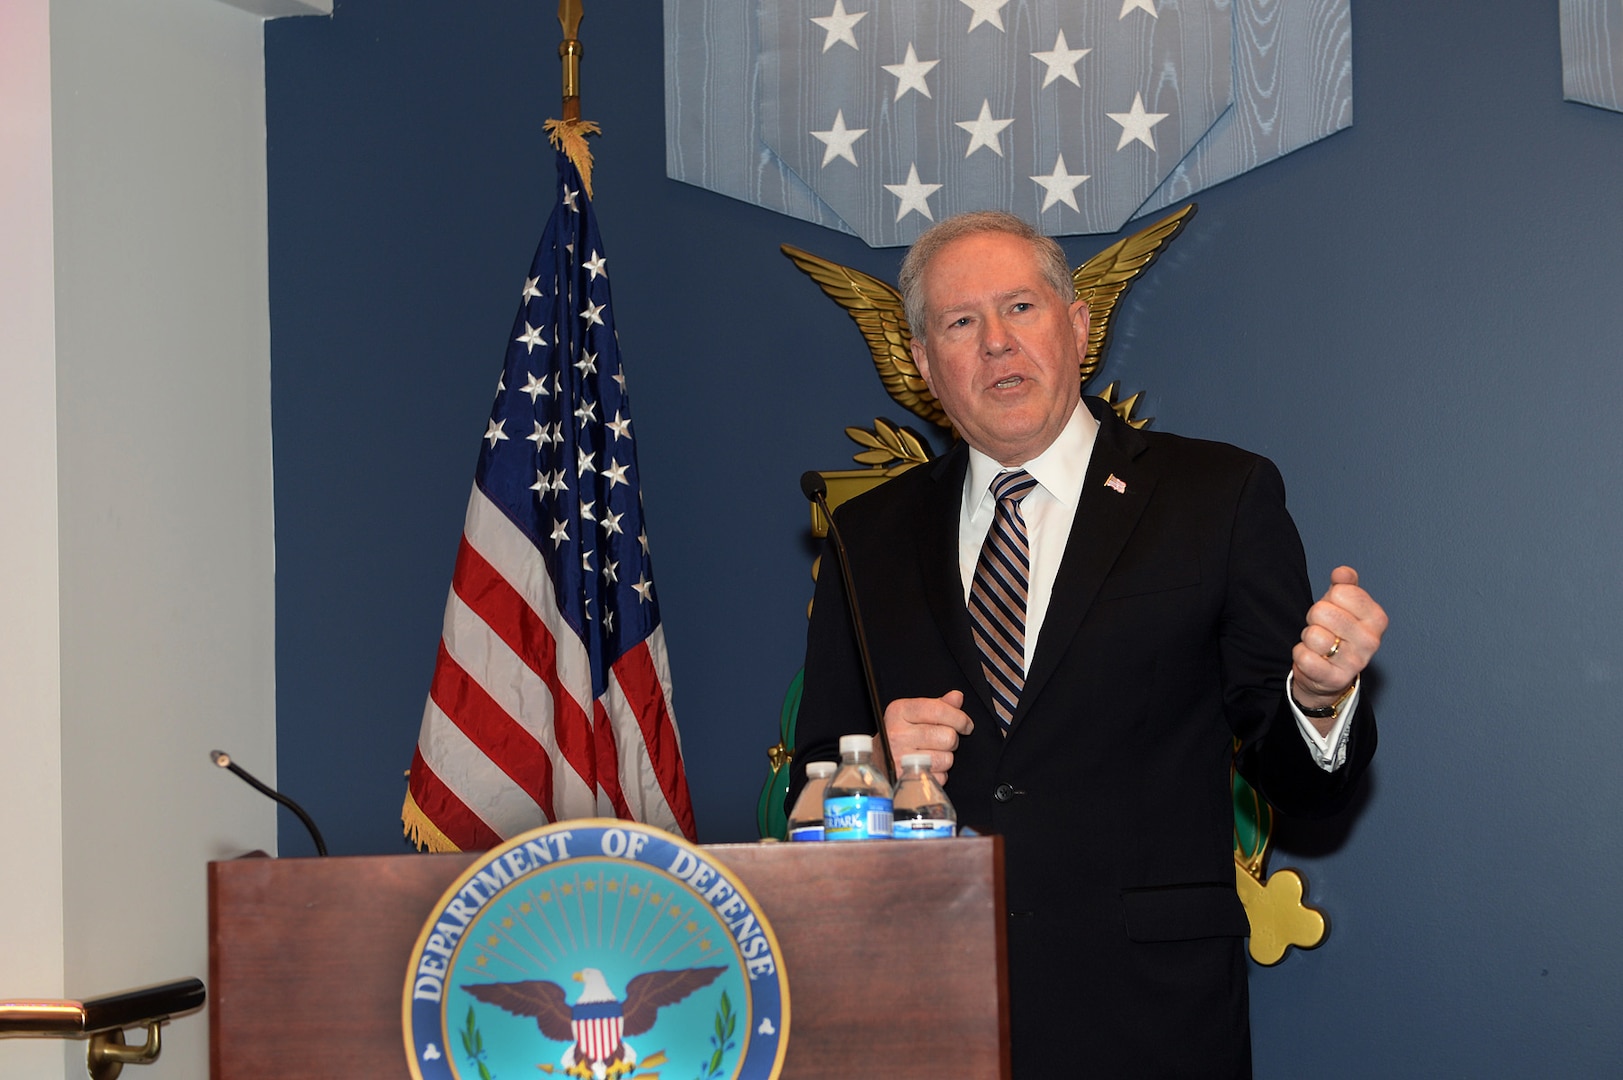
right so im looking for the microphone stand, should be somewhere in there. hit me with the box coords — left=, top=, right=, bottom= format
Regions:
left=800, top=472, right=896, bottom=782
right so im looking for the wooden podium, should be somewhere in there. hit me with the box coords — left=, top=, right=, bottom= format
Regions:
left=209, top=837, right=1009, bottom=1078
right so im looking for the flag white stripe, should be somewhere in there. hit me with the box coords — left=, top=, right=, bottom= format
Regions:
left=604, top=660, right=681, bottom=833
left=440, top=590, right=597, bottom=814
left=416, top=698, right=542, bottom=837
left=462, top=485, right=595, bottom=700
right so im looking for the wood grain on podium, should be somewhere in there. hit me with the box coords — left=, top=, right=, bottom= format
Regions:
left=209, top=837, right=1008, bottom=1079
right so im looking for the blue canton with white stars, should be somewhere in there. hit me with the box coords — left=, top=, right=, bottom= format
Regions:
left=474, top=152, right=659, bottom=701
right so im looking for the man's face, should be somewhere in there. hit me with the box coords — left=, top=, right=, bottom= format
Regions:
left=910, top=231, right=1089, bottom=466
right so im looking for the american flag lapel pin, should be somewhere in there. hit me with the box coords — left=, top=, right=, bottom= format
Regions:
left=1104, top=474, right=1127, bottom=494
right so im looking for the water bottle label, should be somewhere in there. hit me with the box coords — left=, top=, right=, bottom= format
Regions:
left=892, top=819, right=955, bottom=839
left=787, top=824, right=825, bottom=842
left=823, top=795, right=893, bottom=840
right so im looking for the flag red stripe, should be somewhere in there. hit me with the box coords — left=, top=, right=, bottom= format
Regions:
left=429, top=640, right=557, bottom=819
left=407, top=748, right=503, bottom=851
left=593, top=699, right=633, bottom=821
left=611, top=642, right=697, bottom=839
left=451, top=536, right=597, bottom=791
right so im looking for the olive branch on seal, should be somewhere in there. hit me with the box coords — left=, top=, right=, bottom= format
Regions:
left=694, top=990, right=737, bottom=1080
left=459, top=1006, right=494, bottom=1080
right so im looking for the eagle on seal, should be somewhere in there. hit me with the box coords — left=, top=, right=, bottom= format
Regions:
left=464, top=965, right=725, bottom=1079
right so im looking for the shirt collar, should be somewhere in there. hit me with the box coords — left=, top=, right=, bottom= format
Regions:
left=964, top=400, right=1098, bottom=512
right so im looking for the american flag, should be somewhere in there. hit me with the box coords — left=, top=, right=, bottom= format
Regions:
left=403, top=147, right=697, bottom=849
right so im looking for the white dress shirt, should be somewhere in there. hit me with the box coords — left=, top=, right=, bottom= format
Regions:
left=955, top=402, right=1354, bottom=771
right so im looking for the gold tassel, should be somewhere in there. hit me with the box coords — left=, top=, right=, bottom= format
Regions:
left=544, top=117, right=602, bottom=199
left=401, top=787, right=463, bottom=853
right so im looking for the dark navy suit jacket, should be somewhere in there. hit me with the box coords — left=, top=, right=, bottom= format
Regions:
left=791, top=395, right=1376, bottom=1078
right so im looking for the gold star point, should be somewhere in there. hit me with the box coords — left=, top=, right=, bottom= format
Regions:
left=685, top=921, right=697, bottom=932
left=561, top=884, right=574, bottom=896
left=606, top=880, right=620, bottom=892
left=520, top=901, right=532, bottom=913
left=584, top=881, right=596, bottom=892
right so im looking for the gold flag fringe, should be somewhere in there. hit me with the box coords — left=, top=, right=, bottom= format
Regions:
left=401, top=787, right=463, bottom=853
left=544, top=118, right=602, bottom=199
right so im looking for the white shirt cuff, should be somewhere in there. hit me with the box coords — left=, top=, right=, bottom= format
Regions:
left=1286, top=670, right=1357, bottom=772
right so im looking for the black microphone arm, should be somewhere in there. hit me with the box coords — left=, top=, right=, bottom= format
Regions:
left=211, top=750, right=329, bottom=857
left=800, top=471, right=896, bottom=781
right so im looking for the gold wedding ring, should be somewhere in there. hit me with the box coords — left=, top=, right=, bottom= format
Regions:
left=1325, top=636, right=1342, bottom=660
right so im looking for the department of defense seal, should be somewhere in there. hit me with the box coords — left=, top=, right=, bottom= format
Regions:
left=404, top=820, right=788, bottom=1080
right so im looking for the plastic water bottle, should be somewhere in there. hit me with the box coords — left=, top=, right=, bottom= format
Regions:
left=787, top=761, right=837, bottom=841
left=892, top=753, right=957, bottom=839
left=823, top=734, right=893, bottom=841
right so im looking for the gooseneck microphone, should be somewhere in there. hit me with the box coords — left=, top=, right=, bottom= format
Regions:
left=211, top=750, right=329, bottom=857
left=800, top=471, right=896, bottom=781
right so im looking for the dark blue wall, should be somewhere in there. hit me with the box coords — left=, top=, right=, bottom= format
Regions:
left=267, top=2, right=1623, bottom=1073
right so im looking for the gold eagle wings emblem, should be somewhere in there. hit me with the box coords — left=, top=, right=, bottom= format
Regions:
left=780, top=203, right=1198, bottom=431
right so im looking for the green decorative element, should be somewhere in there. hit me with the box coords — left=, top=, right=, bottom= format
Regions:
left=695, top=991, right=737, bottom=1080
left=459, top=1006, right=494, bottom=1080
left=756, top=669, right=804, bottom=839
left=1231, top=767, right=1272, bottom=867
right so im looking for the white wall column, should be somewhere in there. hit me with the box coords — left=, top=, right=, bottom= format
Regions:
left=2, top=2, right=279, bottom=1077
left=0, top=3, right=67, bottom=1072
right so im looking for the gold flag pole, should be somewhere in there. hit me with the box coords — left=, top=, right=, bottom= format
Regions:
left=558, top=0, right=582, bottom=121
left=546, top=0, right=600, bottom=194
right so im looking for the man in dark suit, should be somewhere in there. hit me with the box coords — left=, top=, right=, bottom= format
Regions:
left=790, top=211, right=1386, bottom=1077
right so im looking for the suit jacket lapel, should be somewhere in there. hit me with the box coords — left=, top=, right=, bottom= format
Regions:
left=916, top=444, right=999, bottom=717
left=1010, top=398, right=1155, bottom=730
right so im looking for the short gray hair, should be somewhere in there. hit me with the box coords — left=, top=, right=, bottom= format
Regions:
left=897, top=211, right=1074, bottom=335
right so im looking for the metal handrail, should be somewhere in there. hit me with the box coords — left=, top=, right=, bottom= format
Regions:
left=0, top=978, right=204, bottom=1080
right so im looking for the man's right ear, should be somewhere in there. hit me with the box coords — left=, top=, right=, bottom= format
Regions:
left=910, top=336, right=932, bottom=385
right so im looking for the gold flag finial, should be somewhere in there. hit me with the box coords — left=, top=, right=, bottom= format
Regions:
left=547, top=0, right=598, bottom=196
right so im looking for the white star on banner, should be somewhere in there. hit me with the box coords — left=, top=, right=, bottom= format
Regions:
left=633, top=574, right=654, bottom=603
left=574, top=399, right=597, bottom=424
left=1107, top=92, right=1169, bottom=150
left=516, top=323, right=546, bottom=353
left=580, top=500, right=596, bottom=523
left=603, top=460, right=630, bottom=490
left=1030, top=154, right=1090, bottom=211
left=550, top=519, right=569, bottom=546
left=810, top=1, right=866, bottom=53
left=1119, top=0, right=1157, bottom=18
left=956, top=99, right=1015, bottom=158
left=606, top=411, right=632, bottom=441
left=602, top=506, right=625, bottom=534
left=576, top=446, right=595, bottom=476
left=603, top=558, right=619, bottom=583
left=883, top=44, right=938, bottom=101
left=484, top=418, right=509, bottom=447
left=885, top=163, right=942, bottom=222
left=575, top=350, right=598, bottom=375
left=562, top=186, right=579, bottom=211
left=582, top=251, right=607, bottom=280
left=520, top=372, right=549, bottom=402
left=581, top=299, right=606, bottom=326
left=961, top=0, right=1010, bottom=33
left=521, top=276, right=542, bottom=302
left=527, top=421, right=547, bottom=446
left=1032, top=31, right=1091, bottom=88
left=811, top=110, right=868, bottom=167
